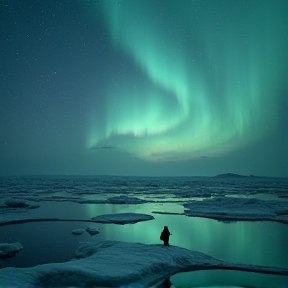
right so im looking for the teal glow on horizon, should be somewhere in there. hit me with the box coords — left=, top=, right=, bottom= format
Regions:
left=88, top=0, right=288, bottom=162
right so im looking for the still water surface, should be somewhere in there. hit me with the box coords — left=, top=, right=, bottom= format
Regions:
left=0, top=202, right=288, bottom=287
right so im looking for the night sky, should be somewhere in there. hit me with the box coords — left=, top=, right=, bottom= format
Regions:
left=1, top=0, right=288, bottom=177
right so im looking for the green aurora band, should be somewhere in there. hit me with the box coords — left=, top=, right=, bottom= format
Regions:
left=88, top=0, right=288, bottom=162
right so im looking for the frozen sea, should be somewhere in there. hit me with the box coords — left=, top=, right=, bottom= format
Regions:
left=0, top=175, right=288, bottom=288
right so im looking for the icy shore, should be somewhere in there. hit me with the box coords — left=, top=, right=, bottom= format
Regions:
left=0, top=241, right=287, bottom=288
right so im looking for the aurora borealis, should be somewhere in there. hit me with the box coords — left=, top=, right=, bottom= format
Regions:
left=89, top=0, right=288, bottom=162
left=0, top=0, right=288, bottom=176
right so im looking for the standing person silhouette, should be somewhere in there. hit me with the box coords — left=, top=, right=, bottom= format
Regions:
left=160, top=226, right=171, bottom=246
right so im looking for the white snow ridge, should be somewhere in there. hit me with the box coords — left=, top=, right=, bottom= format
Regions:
left=0, top=241, right=287, bottom=288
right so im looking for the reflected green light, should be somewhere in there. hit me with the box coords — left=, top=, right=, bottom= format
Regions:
left=88, top=0, right=288, bottom=161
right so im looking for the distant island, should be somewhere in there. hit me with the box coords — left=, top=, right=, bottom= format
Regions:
left=214, top=173, right=259, bottom=178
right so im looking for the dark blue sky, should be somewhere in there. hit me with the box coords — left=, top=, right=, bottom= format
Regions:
left=1, top=0, right=288, bottom=177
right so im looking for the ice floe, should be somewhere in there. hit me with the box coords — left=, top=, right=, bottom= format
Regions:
left=0, top=242, right=23, bottom=258
left=91, top=212, right=154, bottom=224
left=184, top=197, right=288, bottom=224
left=107, top=195, right=148, bottom=204
left=72, top=228, right=99, bottom=236
left=0, top=216, right=92, bottom=226
left=72, top=229, right=85, bottom=235
left=78, top=195, right=148, bottom=204
left=4, top=199, right=40, bottom=209
left=86, top=227, right=99, bottom=236
left=0, top=212, right=154, bottom=226
left=0, top=241, right=287, bottom=288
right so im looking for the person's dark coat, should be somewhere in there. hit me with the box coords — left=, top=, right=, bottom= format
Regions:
left=160, top=226, right=171, bottom=246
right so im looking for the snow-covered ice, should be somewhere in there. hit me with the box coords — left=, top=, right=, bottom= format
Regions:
left=91, top=212, right=154, bottom=224
left=0, top=177, right=288, bottom=286
left=0, top=241, right=287, bottom=288
left=1, top=196, right=288, bottom=226
left=0, top=242, right=23, bottom=258
left=1, top=176, right=287, bottom=205
left=183, top=197, right=288, bottom=223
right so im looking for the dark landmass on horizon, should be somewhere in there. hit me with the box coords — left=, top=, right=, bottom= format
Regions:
left=0, top=173, right=283, bottom=179
left=214, top=173, right=265, bottom=178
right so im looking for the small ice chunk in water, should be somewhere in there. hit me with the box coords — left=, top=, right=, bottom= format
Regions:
left=86, top=227, right=99, bottom=236
left=5, top=199, right=39, bottom=209
left=0, top=242, right=23, bottom=258
left=71, top=229, right=85, bottom=235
